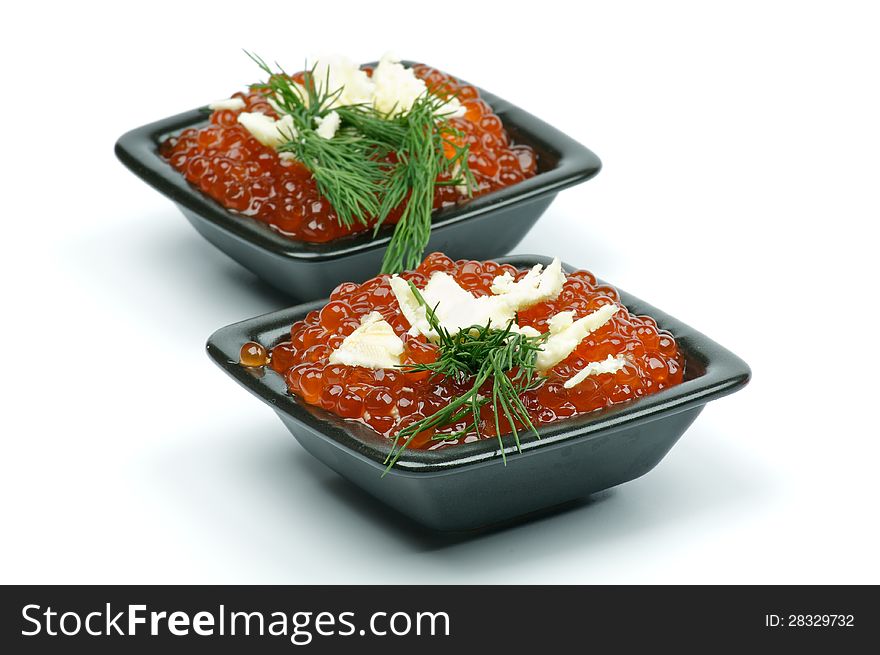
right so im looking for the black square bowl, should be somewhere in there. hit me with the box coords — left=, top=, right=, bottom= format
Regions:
left=206, top=255, right=751, bottom=531
left=115, top=70, right=601, bottom=301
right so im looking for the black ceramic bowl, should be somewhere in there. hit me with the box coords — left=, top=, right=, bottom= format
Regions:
left=206, top=255, right=750, bottom=531
left=115, top=67, right=601, bottom=301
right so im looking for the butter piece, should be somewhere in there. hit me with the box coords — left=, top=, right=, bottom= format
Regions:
left=390, top=258, right=566, bottom=341
left=535, top=304, right=620, bottom=372
left=236, top=112, right=297, bottom=147
left=563, top=355, right=628, bottom=388
left=327, top=312, right=404, bottom=369
left=314, top=111, right=341, bottom=139
left=209, top=97, right=246, bottom=111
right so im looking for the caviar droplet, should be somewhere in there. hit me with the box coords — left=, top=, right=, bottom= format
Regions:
left=239, top=341, right=269, bottom=367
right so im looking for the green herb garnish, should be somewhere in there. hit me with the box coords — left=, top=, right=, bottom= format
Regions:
left=383, top=281, right=547, bottom=474
left=373, top=95, right=475, bottom=274
left=246, top=53, right=474, bottom=273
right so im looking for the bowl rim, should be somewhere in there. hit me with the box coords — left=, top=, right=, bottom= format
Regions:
left=115, top=62, right=602, bottom=263
left=206, top=255, right=751, bottom=473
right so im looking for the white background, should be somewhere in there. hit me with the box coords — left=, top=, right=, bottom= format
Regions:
left=1, top=0, right=877, bottom=584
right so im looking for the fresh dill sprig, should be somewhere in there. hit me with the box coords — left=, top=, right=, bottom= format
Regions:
left=246, top=52, right=386, bottom=228
left=245, top=53, right=475, bottom=270
left=382, top=281, right=547, bottom=474
left=376, top=95, right=474, bottom=274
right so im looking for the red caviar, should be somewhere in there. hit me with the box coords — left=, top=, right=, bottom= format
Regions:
left=159, top=64, right=537, bottom=243
left=268, top=254, right=685, bottom=450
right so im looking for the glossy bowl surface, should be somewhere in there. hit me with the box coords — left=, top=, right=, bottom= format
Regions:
left=116, top=67, right=602, bottom=300
left=206, top=255, right=751, bottom=531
